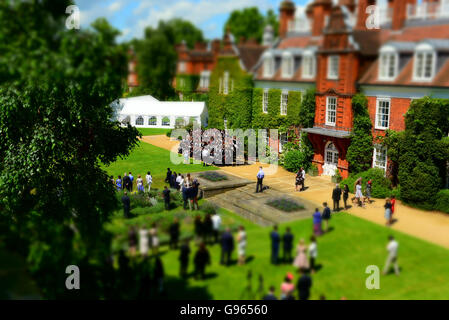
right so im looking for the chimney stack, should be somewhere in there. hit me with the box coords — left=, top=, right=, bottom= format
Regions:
left=355, top=0, right=375, bottom=30
left=279, top=0, right=296, bottom=39
left=390, top=0, right=415, bottom=30
left=311, top=0, right=332, bottom=37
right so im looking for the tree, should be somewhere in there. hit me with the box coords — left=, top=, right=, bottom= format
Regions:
left=346, top=94, right=373, bottom=173
left=224, top=7, right=265, bottom=43
left=0, top=1, right=139, bottom=298
left=265, top=9, right=280, bottom=38
left=158, top=18, right=205, bottom=49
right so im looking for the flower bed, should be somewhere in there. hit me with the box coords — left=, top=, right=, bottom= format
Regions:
left=266, top=198, right=305, bottom=212
left=199, top=171, right=228, bottom=182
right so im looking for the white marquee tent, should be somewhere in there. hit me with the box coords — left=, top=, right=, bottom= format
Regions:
left=115, top=95, right=208, bottom=129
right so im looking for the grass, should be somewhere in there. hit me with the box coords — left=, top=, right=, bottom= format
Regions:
left=103, top=139, right=449, bottom=300
left=102, top=142, right=217, bottom=189
left=138, top=128, right=171, bottom=136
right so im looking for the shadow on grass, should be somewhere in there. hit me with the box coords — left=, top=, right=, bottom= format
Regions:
left=151, top=275, right=214, bottom=300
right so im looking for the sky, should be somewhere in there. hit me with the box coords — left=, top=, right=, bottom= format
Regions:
left=75, top=0, right=311, bottom=43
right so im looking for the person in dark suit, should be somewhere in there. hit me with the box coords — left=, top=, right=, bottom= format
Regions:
left=282, top=227, right=294, bottom=263
left=263, top=286, right=278, bottom=300
left=123, top=173, right=131, bottom=192
left=169, top=218, right=180, bottom=250
left=332, top=183, right=342, bottom=211
left=121, top=191, right=130, bottom=218
left=165, top=168, right=172, bottom=183
left=179, top=240, right=191, bottom=278
left=322, top=202, right=331, bottom=233
left=297, top=268, right=312, bottom=300
left=270, top=225, right=281, bottom=265
left=194, top=242, right=210, bottom=279
left=220, top=228, right=234, bottom=266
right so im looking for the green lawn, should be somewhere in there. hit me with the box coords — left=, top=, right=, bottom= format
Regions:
left=102, top=142, right=217, bottom=189
left=103, top=140, right=449, bottom=300
left=138, top=128, right=171, bottom=136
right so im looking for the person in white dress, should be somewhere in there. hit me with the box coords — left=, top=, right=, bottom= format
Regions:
left=136, top=175, right=144, bottom=193
left=308, top=236, right=318, bottom=274
left=355, top=178, right=363, bottom=207
left=237, top=226, right=247, bottom=265
left=139, top=228, right=149, bottom=257
left=145, top=171, right=152, bottom=192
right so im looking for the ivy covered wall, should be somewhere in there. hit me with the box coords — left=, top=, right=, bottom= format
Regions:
left=208, top=56, right=253, bottom=129
left=175, top=74, right=199, bottom=95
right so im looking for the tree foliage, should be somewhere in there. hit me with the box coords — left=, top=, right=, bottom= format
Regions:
left=0, top=1, right=139, bottom=298
left=346, top=94, right=373, bottom=174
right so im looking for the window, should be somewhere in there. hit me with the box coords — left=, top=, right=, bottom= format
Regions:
left=162, top=117, right=170, bottom=126
left=148, top=116, right=157, bottom=126
left=325, top=142, right=339, bottom=165
left=223, top=71, right=229, bottom=95
left=279, top=132, right=288, bottom=153
left=280, top=91, right=288, bottom=115
left=281, top=52, right=294, bottom=78
left=413, top=49, right=435, bottom=81
left=179, top=62, right=186, bottom=73
left=375, top=98, right=390, bottom=130
left=175, top=117, right=185, bottom=127
left=379, top=51, right=398, bottom=80
left=327, top=55, right=339, bottom=79
left=178, top=78, right=185, bottom=88
left=263, top=53, right=275, bottom=78
left=302, top=53, right=315, bottom=79
left=326, top=96, right=337, bottom=126
left=199, top=71, right=210, bottom=89
left=135, top=116, right=144, bottom=126
left=262, top=89, right=269, bottom=113
left=373, top=145, right=388, bottom=172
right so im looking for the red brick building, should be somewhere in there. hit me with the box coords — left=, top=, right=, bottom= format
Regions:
left=254, top=0, right=449, bottom=178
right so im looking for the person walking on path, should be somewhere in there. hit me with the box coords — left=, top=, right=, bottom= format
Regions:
left=280, top=273, right=295, bottom=300
left=383, top=235, right=400, bottom=276
left=300, top=167, right=306, bottom=191
left=162, top=186, right=171, bottom=210
left=313, top=208, right=323, bottom=236
left=179, top=240, right=191, bottom=278
left=384, top=198, right=393, bottom=226
left=293, top=239, right=309, bottom=271
left=321, top=202, right=331, bottom=233
left=194, top=242, right=211, bottom=280
left=295, top=169, right=303, bottom=192
left=220, top=227, right=234, bottom=266
left=282, top=227, right=294, bottom=263
left=211, top=212, right=222, bottom=244
left=297, top=268, right=312, bottom=301
left=146, top=171, right=153, bottom=192
left=169, top=218, right=180, bottom=250
left=365, top=180, right=372, bottom=204
left=164, top=168, right=172, bottom=184
left=308, top=236, right=318, bottom=274
left=237, top=226, right=247, bottom=265
left=391, top=195, right=396, bottom=219
left=256, top=166, right=265, bottom=193
left=343, top=184, right=349, bottom=209
left=122, top=191, right=131, bottom=219
left=332, top=184, right=342, bottom=211
left=355, top=178, right=364, bottom=207
left=270, top=225, right=281, bottom=265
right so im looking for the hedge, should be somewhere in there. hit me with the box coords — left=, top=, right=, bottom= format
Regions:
left=340, top=168, right=393, bottom=199
left=283, top=149, right=311, bottom=172
left=434, top=189, right=449, bottom=214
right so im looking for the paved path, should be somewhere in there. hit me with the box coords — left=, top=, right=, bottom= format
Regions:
left=142, top=135, right=449, bottom=249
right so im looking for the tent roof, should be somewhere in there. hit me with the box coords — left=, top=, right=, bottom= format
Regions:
left=118, top=95, right=206, bottom=117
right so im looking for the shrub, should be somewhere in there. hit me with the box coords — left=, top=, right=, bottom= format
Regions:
left=340, top=168, right=392, bottom=199
left=308, top=164, right=319, bottom=176
left=434, top=189, right=449, bottom=214
left=283, top=149, right=310, bottom=172
left=200, top=202, right=217, bottom=215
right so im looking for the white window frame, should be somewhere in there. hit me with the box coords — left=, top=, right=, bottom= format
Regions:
left=325, top=142, right=339, bottom=166
left=327, top=55, right=339, bottom=80
left=179, top=62, right=186, bottom=73
left=378, top=46, right=398, bottom=81
left=413, top=43, right=436, bottom=82
left=262, top=89, right=269, bottom=113
left=263, top=53, right=275, bottom=78
left=375, top=97, right=391, bottom=130
left=280, top=91, right=288, bottom=116
left=223, top=71, right=229, bottom=95
left=302, top=52, right=316, bottom=79
left=373, top=145, right=388, bottom=172
left=199, top=71, right=210, bottom=89
left=279, top=132, right=288, bottom=153
left=281, top=52, right=294, bottom=78
left=325, top=96, right=337, bottom=126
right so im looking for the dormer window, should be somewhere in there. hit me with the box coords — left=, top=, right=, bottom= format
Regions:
left=302, top=50, right=316, bottom=79
left=263, top=52, right=275, bottom=78
left=281, top=52, right=294, bottom=78
left=378, top=46, right=398, bottom=81
left=413, top=43, right=436, bottom=81
left=327, top=55, right=339, bottom=80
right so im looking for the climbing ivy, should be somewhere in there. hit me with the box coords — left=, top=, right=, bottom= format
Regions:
left=175, top=74, right=200, bottom=96
left=346, top=93, right=373, bottom=174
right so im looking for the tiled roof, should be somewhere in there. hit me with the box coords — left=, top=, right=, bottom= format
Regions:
left=237, top=45, right=267, bottom=72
